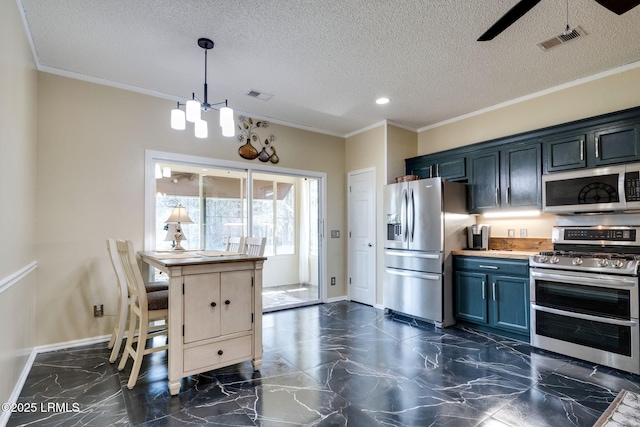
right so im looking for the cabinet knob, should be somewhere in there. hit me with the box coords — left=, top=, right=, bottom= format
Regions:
left=210, top=302, right=217, bottom=307
left=225, top=300, right=231, bottom=305
left=218, top=350, right=223, bottom=355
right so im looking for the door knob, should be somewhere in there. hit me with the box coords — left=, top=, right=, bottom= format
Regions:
left=210, top=302, right=217, bottom=307
left=218, top=350, right=223, bottom=355
left=225, top=300, right=231, bottom=305
left=368, top=243, right=373, bottom=247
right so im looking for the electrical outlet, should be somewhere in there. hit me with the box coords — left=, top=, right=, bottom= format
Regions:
left=331, top=277, right=336, bottom=286
left=508, top=229, right=515, bottom=238
left=93, top=304, right=104, bottom=317
left=520, top=228, right=527, bottom=238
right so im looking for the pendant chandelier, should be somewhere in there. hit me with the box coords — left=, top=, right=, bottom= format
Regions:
left=170, top=38, right=235, bottom=139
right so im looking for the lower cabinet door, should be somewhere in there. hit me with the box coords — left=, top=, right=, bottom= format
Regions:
left=455, top=272, right=488, bottom=324
left=490, top=275, right=530, bottom=335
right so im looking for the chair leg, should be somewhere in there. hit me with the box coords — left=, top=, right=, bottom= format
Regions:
left=118, top=306, right=137, bottom=371
left=127, top=314, right=148, bottom=389
left=109, top=295, right=129, bottom=363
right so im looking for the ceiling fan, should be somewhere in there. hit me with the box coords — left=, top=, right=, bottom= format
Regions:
left=478, top=0, right=640, bottom=41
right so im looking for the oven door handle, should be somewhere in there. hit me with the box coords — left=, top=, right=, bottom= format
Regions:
left=531, top=304, right=637, bottom=327
left=530, top=270, right=637, bottom=288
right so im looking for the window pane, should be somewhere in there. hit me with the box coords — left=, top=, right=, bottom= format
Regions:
left=276, top=182, right=295, bottom=255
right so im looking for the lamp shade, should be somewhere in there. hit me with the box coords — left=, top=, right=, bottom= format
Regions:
left=194, top=119, right=208, bottom=139
left=165, top=205, right=194, bottom=224
left=186, top=99, right=201, bottom=123
left=171, top=107, right=186, bottom=130
left=221, top=121, right=235, bottom=137
left=219, top=106, right=233, bottom=127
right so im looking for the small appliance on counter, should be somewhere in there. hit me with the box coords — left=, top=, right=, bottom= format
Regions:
left=467, top=224, right=491, bottom=250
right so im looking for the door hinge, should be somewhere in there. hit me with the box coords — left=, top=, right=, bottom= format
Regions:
left=251, top=313, right=254, bottom=323
left=252, top=276, right=254, bottom=287
left=182, top=325, right=184, bottom=337
left=349, top=277, right=351, bottom=284
left=182, top=283, right=185, bottom=294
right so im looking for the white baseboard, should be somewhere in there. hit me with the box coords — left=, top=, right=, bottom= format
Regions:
left=326, top=295, right=348, bottom=303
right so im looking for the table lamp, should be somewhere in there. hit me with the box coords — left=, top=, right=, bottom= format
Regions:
left=164, top=205, right=194, bottom=250
left=164, top=224, right=186, bottom=250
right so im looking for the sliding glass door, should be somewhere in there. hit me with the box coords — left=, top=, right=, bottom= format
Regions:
left=146, top=152, right=324, bottom=311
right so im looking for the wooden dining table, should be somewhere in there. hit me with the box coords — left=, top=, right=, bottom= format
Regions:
left=139, top=250, right=266, bottom=395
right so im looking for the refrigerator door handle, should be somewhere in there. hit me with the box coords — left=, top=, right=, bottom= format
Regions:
left=384, top=250, right=440, bottom=259
left=385, top=268, right=440, bottom=281
left=410, top=188, right=416, bottom=242
left=402, top=188, right=408, bottom=242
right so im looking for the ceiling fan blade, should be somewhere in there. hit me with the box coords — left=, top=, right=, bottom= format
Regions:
left=478, top=0, right=543, bottom=41
left=594, top=0, right=640, bottom=15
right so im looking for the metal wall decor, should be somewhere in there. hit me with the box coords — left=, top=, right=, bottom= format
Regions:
left=237, top=116, right=279, bottom=163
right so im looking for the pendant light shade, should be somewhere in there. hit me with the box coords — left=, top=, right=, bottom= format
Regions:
left=186, top=99, right=201, bottom=123
left=170, top=38, right=236, bottom=139
left=171, top=105, right=186, bottom=130
left=194, top=119, right=208, bottom=139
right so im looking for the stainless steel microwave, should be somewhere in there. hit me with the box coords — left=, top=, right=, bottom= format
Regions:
left=543, top=163, right=640, bottom=214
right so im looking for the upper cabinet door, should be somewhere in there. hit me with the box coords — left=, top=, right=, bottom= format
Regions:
left=502, top=143, right=541, bottom=209
left=544, top=133, right=587, bottom=173
left=434, top=155, right=467, bottom=181
left=469, top=150, right=500, bottom=213
left=594, top=125, right=640, bottom=167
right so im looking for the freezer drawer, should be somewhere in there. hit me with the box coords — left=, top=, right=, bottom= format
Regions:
left=384, top=267, right=443, bottom=325
left=384, top=249, right=443, bottom=274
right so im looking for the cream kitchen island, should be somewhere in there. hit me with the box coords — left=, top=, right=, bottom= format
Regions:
left=139, top=251, right=265, bottom=395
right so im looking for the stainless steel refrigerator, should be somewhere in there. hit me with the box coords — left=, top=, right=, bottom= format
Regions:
left=383, top=177, right=472, bottom=327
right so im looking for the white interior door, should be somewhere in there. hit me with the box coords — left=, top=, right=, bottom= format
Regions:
left=348, top=168, right=376, bottom=306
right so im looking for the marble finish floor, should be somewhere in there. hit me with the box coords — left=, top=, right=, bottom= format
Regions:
left=8, top=301, right=640, bottom=426
left=263, top=284, right=319, bottom=312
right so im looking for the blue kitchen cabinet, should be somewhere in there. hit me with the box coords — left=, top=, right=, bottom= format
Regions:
left=454, top=256, right=530, bottom=341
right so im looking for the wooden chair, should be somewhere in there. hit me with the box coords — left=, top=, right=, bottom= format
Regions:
left=106, top=239, right=168, bottom=364
left=109, top=239, right=168, bottom=389
left=244, top=237, right=266, bottom=256
left=225, top=236, right=245, bottom=253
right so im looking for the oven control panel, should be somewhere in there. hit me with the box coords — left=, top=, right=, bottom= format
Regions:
left=564, top=228, right=636, bottom=241
left=553, top=226, right=640, bottom=245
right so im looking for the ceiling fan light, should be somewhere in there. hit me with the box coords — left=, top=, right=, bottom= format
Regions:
left=186, top=99, right=201, bottom=123
left=171, top=107, right=186, bottom=130
left=194, top=119, right=208, bottom=138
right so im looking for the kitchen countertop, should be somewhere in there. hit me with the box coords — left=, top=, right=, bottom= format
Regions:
left=451, top=249, right=536, bottom=260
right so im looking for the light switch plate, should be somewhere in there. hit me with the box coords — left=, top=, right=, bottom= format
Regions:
left=331, top=230, right=340, bottom=238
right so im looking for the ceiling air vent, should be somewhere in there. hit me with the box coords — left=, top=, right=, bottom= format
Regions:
left=537, top=26, right=587, bottom=51
left=246, top=90, right=273, bottom=101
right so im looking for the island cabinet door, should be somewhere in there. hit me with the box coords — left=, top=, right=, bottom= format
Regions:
left=220, top=270, right=254, bottom=336
left=183, top=273, right=222, bottom=344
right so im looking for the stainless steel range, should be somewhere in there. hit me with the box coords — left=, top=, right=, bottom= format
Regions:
left=530, top=225, right=640, bottom=374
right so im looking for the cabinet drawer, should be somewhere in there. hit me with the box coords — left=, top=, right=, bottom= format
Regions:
left=454, top=257, right=528, bottom=276
left=184, top=335, right=252, bottom=373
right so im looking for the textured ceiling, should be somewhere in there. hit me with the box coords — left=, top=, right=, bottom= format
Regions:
left=17, top=0, right=640, bottom=136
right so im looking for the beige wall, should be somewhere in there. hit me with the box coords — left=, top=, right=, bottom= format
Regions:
left=0, top=0, right=38, bottom=408
left=345, top=125, right=386, bottom=305
left=35, top=73, right=345, bottom=345
left=418, top=66, right=640, bottom=154
left=386, top=124, right=417, bottom=184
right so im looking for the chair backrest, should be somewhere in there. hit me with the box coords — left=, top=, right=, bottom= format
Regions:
left=244, top=237, right=266, bottom=256
left=107, top=239, right=147, bottom=312
left=225, top=236, right=245, bottom=253
left=106, top=238, right=129, bottom=304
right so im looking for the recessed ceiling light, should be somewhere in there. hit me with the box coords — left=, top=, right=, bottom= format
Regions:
left=376, top=97, right=390, bottom=105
